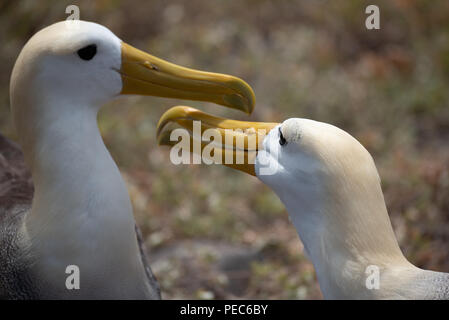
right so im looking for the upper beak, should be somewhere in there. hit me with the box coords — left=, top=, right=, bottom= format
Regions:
left=156, top=106, right=278, bottom=176
left=119, top=42, right=255, bottom=114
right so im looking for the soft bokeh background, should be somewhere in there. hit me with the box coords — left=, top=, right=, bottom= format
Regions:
left=1, top=0, right=448, bottom=299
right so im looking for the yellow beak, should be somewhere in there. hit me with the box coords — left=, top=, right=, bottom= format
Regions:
left=156, top=106, right=278, bottom=176
left=119, top=43, right=255, bottom=114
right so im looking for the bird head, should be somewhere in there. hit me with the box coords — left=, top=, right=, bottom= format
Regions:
left=10, top=21, right=255, bottom=135
left=156, top=106, right=386, bottom=232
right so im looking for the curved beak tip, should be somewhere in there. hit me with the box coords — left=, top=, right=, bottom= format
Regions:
left=155, top=106, right=278, bottom=177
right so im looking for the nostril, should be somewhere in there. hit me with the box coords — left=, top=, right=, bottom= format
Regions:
left=144, top=61, right=159, bottom=71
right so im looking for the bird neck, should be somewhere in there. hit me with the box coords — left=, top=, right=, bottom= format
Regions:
left=18, top=103, right=151, bottom=298
left=279, top=176, right=418, bottom=299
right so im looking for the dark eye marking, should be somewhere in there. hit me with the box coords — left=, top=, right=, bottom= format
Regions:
left=279, top=127, right=287, bottom=146
left=77, top=44, right=97, bottom=61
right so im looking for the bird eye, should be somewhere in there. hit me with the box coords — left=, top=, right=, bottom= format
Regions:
left=278, top=127, right=287, bottom=146
left=77, top=44, right=97, bottom=61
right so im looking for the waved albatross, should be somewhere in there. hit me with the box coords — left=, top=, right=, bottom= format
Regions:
left=0, top=21, right=254, bottom=299
left=156, top=106, right=449, bottom=299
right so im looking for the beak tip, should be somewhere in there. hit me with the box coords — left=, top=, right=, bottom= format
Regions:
left=243, top=83, right=256, bottom=115
left=247, top=101, right=255, bottom=115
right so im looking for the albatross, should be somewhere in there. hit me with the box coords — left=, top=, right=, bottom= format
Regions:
left=0, top=21, right=254, bottom=299
left=156, top=106, right=449, bottom=299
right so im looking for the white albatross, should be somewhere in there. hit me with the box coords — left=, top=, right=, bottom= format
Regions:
left=156, top=106, right=449, bottom=299
left=0, top=21, right=254, bottom=299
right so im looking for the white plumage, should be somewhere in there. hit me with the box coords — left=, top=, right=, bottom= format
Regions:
left=157, top=106, right=449, bottom=299
left=256, top=118, right=449, bottom=299
left=1, top=21, right=254, bottom=299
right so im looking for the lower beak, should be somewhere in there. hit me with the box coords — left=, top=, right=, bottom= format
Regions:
left=119, top=43, right=255, bottom=114
left=156, top=106, right=278, bottom=176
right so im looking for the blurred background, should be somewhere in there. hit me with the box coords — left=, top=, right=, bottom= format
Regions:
left=1, top=0, right=448, bottom=299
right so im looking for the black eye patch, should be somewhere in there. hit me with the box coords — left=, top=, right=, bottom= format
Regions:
left=77, top=44, right=97, bottom=61
left=279, top=127, right=287, bottom=146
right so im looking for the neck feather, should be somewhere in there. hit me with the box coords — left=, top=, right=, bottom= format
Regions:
left=280, top=174, right=418, bottom=299
left=18, top=102, right=152, bottom=298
